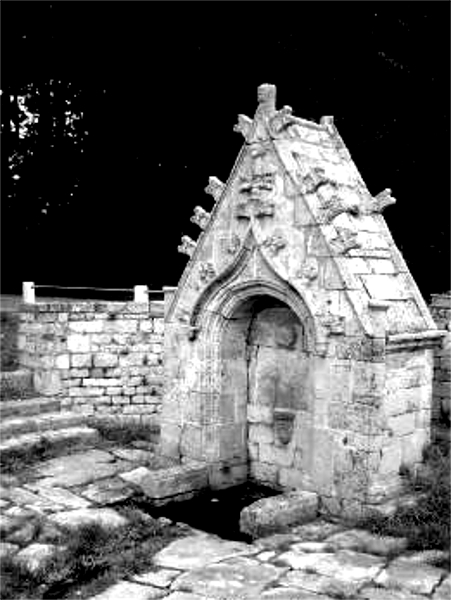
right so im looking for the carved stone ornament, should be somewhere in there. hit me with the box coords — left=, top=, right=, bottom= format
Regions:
left=236, top=171, right=276, bottom=220
left=190, top=206, right=210, bottom=230
left=321, top=195, right=360, bottom=223
left=297, top=257, right=319, bottom=281
left=262, top=231, right=287, bottom=255
left=273, top=408, right=296, bottom=445
left=301, top=166, right=336, bottom=195
left=178, top=235, right=196, bottom=257
left=331, top=227, right=360, bottom=254
left=257, top=83, right=277, bottom=114
left=317, top=304, right=345, bottom=335
left=370, top=189, right=396, bottom=213
left=198, top=261, right=216, bottom=284
left=177, top=308, right=191, bottom=324
left=226, top=233, right=241, bottom=255
left=320, top=115, right=351, bottom=160
left=233, top=114, right=253, bottom=142
left=204, top=176, right=225, bottom=201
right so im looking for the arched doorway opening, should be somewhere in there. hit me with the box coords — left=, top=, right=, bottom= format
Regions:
left=219, top=294, right=312, bottom=489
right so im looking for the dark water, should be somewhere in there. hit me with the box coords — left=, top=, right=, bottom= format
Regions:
left=147, top=482, right=281, bottom=542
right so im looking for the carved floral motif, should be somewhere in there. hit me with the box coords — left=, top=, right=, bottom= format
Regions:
left=317, top=303, right=345, bottom=335
left=198, top=261, right=216, bottom=284
left=236, top=171, right=276, bottom=220
left=233, top=114, right=253, bottom=142
left=370, top=189, right=396, bottom=213
left=190, top=206, right=210, bottom=230
left=331, top=227, right=360, bottom=254
left=297, top=257, right=319, bottom=281
left=178, top=235, right=196, bottom=257
left=226, top=234, right=241, bottom=255
left=204, top=176, right=225, bottom=201
left=321, top=195, right=360, bottom=223
left=262, top=231, right=287, bottom=255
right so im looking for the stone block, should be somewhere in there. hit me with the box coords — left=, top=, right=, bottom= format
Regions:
left=94, top=353, right=119, bottom=368
left=247, top=404, right=273, bottom=424
left=388, top=413, right=415, bottom=436
left=278, top=468, right=314, bottom=491
left=55, top=354, right=70, bottom=369
left=67, top=334, right=91, bottom=353
left=239, top=490, right=318, bottom=538
left=249, top=423, right=274, bottom=445
left=119, top=463, right=208, bottom=500
left=69, top=320, right=104, bottom=333
left=250, top=461, right=278, bottom=485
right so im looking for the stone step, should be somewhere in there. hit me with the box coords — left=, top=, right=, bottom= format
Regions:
left=0, top=369, right=35, bottom=401
left=0, top=426, right=100, bottom=464
left=0, top=397, right=61, bottom=419
left=0, top=411, right=86, bottom=441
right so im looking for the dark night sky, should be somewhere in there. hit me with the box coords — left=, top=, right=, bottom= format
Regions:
left=1, top=1, right=450, bottom=299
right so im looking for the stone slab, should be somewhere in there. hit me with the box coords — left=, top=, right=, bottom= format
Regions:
left=152, top=533, right=252, bottom=570
left=14, top=543, right=63, bottom=574
left=279, top=569, right=361, bottom=598
left=88, top=580, right=166, bottom=600
left=165, top=593, right=206, bottom=600
left=172, top=556, right=286, bottom=599
left=79, top=477, right=135, bottom=505
left=240, top=491, right=318, bottom=538
left=132, top=568, right=181, bottom=588
left=120, top=462, right=208, bottom=500
left=375, top=561, right=447, bottom=595
left=26, top=485, right=92, bottom=509
left=261, top=587, right=331, bottom=600
left=433, top=575, right=451, bottom=600
left=0, top=542, right=19, bottom=560
left=110, top=448, right=156, bottom=463
left=360, top=586, right=428, bottom=600
left=48, top=508, right=128, bottom=531
left=323, top=529, right=408, bottom=555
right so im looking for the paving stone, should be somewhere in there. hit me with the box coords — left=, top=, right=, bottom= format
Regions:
left=279, top=569, right=360, bottom=597
left=34, top=459, right=128, bottom=488
left=24, top=499, right=65, bottom=514
left=165, top=593, right=206, bottom=600
left=171, top=556, right=286, bottom=599
left=375, top=560, right=447, bottom=595
left=26, top=485, right=92, bottom=509
left=277, top=549, right=385, bottom=587
left=290, top=519, right=344, bottom=541
left=153, top=533, right=252, bottom=570
left=324, top=528, right=408, bottom=555
left=289, top=541, right=332, bottom=553
left=37, top=521, right=65, bottom=544
left=131, top=568, right=181, bottom=588
left=8, top=486, right=46, bottom=506
left=395, top=549, right=450, bottom=567
left=0, top=498, right=10, bottom=509
left=0, top=513, right=20, bottom=536
left=48, top=508, right=128, bottom=531
left=79, top=477, right=135, bottom=505
left=261, top=588, right=331, bottom=600
left=360, top=586, right=428, bottom=600
left=254, top=533, right=303, bottom=551
left=4, top=505, right=36, bottom=519
left=87, top=580, right=166, bottom=600
left=6, top=521, right=37, bottom=544
left=111, top=448, right=156, bottom=463
left=433, top=575, right=451, bottom=600
left=0, top=541, right=19, bottom=559
left=240, top=491, right=318, bottom=539
left=256, top=550, right=277, bottom=562
left=14, top=543, right=63, bottom=574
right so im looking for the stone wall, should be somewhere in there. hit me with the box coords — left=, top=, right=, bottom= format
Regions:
left=429, top=292, right=451, bottom=449
left=17, top=301, right=164, bottom=424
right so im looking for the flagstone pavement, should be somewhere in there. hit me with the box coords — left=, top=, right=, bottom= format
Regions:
left=0, top=446, right=449, bottom=600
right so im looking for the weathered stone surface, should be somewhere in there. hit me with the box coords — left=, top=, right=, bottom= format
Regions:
left=132, top=568, right=181, bottom=588
left=277, top=549, right=385, bottom=586
left=290, top=519, right=344, bottom=541
left=360, top=586, right=427, bottom=600
left=240, top=491, right=318, bottom=538
left=433, top=575, right=451, bottom=600
left=6, top=521, right=37, bottom=544
left=152, top=533, right=251, bottom=570
left=14, top=543, right=63, bottom=574
left=120, top=463, right=208, bottom=500
left=0, top=542, right=19, bottom=559
left=375, top=560, right=447, bottom=595
left=111, top=448, right=156, bottom=463
left=324, top=528, right=408, bottom=555
left=254, top=532, right=303, bottom=551
left=32, top=451, right=127, bottom=488
left=164, top=593, right=205, bottom=600
left=79, top=477, right=135, bottom=505
left=48, top=508, right=128, bottom=531
left=172, top=556, right=286, bottom=599
left=261, top=587, right=331, bottom=600
left=0, top=514, right=20, bottom=536
left=395, top=549, right=450, bottom=567
left=279, top=569, right=360, bottom=597
left=26, top=485, right=91, bottom=509
left=87, top=580, right=166, bottom=600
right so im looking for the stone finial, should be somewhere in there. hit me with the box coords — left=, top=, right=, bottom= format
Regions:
left=320, top=115, right=335, bottom=134
left=178, top=235, right=196, bottom=257
left=371, top=189, right=397, bottom=213
left=204, top=176, right=225, bottom=201
left=190, top=206, right=210, bottom=230
left=233, top=114, right=254, bottom=142
left=257, top=84, right=277, bottom=114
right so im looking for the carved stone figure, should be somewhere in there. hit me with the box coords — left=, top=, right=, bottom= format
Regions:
left=262, top=231, right=287, bottom=255
left=204, top=176, right=225, bottom=201
left=370, top=188, right=397, bottom=213
left=190, top=206, right=210, bottom=230
left=178, top=235, right=196, bottom=257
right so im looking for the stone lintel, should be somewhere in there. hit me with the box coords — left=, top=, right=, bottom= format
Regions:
left=386, top=329, right=447, bottom=353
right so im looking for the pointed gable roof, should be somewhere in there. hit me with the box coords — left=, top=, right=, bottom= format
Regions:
left=169, top=84, right=438, bottom=344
